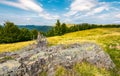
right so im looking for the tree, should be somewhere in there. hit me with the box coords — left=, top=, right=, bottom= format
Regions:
left=0, top=25, right=4, bottom=43
left=0, top=25, right=3, bottom=34
left=61, top=23, right=68, bottom=35
left=3, top=21, right=20, bottom=43
left=31, top=29, right=38, bottom=40
left=19, top=28, right=32, bottom=41
left=46, top=28, right=55, bottom=37
left=54, top=20, right=61, bottom=35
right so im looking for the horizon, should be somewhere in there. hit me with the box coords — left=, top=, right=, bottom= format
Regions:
left=0, top=0, right=120, bottom=25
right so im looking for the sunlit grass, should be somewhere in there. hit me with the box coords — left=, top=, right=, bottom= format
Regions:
left=0, top=28, right=120, bottom=75
left=48, top=28, right=120, bottom=75
left=55, top=62, right=116, bottom=76
left=0, top=40, right=36, bottom=53
left=47, top=28, right=120, bottom=45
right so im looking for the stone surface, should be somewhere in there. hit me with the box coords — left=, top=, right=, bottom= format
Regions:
left=0, top=37, right=115, bottom=76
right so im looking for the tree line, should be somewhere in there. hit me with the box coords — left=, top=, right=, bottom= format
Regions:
left=46, top=20, right=120, bottom=37
left=0, top=20, right=120, bottom=43
left=0, top=22, right=38, bottom=43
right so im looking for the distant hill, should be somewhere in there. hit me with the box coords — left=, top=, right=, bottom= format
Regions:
left=18, top=25, right=53, bottom=32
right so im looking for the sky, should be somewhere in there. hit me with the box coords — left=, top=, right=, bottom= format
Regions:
left=0, top=0, right=120, bottom=25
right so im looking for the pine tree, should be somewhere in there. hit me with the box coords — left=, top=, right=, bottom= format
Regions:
left=61, top=23, right=67, bottom=35
left=54, top=20, right=61, bottom=35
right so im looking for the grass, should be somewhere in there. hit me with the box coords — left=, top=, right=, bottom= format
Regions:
left=0, top=28, right=120, bottom=75
left=55, top=62, right=117, bottom=76
left=0, top=40, right=35, bottom=53
left=47, top=28, right=120, bottom=76
left=0, top=56, right=14, bottom=63
left=47, top=28, right=120, bottom=45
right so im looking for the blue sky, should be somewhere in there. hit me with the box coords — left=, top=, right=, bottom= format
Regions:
left=0, top=0, right=120, bottom=25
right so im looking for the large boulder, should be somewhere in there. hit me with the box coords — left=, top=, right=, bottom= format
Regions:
left=0, top=42, right=115, bottom=76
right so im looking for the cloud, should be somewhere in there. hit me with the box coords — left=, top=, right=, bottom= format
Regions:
left=85, top=5, right=109, bottom=16
left=18, top=0, right=43, bottom=12
left=26, top=18, right=31, bottom=21
left=0, top=0, right=59, bottom=20
left=39, top=12, right=60, bottom=20
left=115, top=14, right=120, bottom=18
left=64, top=0, right=98, bottom=17
left=70, top=0, right=97, bottom=11
left=113, top=21, right=120, bottom=24
left=97, top=14, right=109, bottom=19
left=0, top=0, right=29, bottom=10
left=0, top=0, right=43, bottom=12
left=63, top=0, right=111, bottom=23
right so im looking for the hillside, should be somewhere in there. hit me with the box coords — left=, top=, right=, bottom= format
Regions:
left=0, top=28, right=120, bottom=75
left=48, top=28, right=120, bottom=75
left=18, top=25, right=52, bottom=32
left=48, top=28, right=120, bottom=45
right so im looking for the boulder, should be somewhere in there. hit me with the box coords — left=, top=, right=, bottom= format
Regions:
left=0, top=42, right=115, bottom=76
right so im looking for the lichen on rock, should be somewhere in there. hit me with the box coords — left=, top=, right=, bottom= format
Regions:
left=0, top=35, right=115, bottom=76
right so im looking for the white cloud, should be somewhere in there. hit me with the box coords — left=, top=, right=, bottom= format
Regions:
left=115, top=14, right=120, bottom=18
left=64, top=0, right=98, bottom=17
left=26, top=18, right=31, bottom=21
left=97, top=14, right=109, bottom=19
left=0, top=0, right=59, bottom=20
left=0, top=0, right=29, bottom=10
left=64, top=0, right=111, bottom=23
left=39, top=12, right=59, bottom=20
left=85, top=5, right=109, bottom=16
left=18, top=0, right=43, bottom=12
left=70, top=0, right=97, bottom=11
left=64, top=11, right=77, bottom=17
left=0, top=0, right=43, bottom=12
left=113, top=21, right=120, bottom=24
left=0, top=0, right=43, bottom=13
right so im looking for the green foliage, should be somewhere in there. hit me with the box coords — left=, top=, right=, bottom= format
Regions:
left=46, top=20, right=120, bottom=37
left=31, top=29, right=38, bottom=40
left=61, top=23, right=68, bottom=35
left=46, top=20, right=68, bottom=36
left=0, top=21, right=38, bottom=43
left=54, top=20, right=61, bottom=35
left=18, top=28, right=32, bottom=41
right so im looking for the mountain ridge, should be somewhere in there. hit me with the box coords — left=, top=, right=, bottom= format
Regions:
left=18, top=25, right=53, bottom=32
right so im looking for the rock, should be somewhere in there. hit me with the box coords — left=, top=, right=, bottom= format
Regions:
left=0, top=60, right=21, bottom=75
left=0, top=41, right=115, bottom=76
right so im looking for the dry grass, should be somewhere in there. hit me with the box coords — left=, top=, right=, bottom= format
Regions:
left=0, top=28, right=120, bottom=75
left=48, top=28, right=120, bottom=76
left=0, top=40, right=35, bottom=53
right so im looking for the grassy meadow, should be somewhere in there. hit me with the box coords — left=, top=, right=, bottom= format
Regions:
left=48, top=28, right=120, bottom=76
left=0, top=40, right=35, bottom=53
left=0, top=28, right=120, bottom=76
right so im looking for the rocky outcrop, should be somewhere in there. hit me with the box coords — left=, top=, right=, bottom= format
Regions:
left=0, top=42, right=115, bottom=76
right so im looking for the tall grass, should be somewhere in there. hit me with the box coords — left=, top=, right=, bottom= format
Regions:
left=48, top=28, right=120, bottom=76
left=0, top=28, right=120, bottom=75
left=0, top=40, right=35, bottom=53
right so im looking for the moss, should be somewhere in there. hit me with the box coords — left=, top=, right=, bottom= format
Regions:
left=55, top=66, right=66, bottom=76
left=73, top=62, right=111, bottom=76
left=0, top=56, right=14, bottom=63
left=39, top=71, right=47, bottom=76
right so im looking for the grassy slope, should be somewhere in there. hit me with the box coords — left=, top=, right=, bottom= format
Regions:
left=0, top=41, right=35, bottom=53
left=0, top=28, right=120, bottom=75
left=47, top=28, right=120, bottom=76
